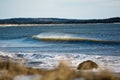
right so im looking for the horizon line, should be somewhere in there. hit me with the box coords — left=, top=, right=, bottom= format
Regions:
left=0, top=16, right=120, bottom=20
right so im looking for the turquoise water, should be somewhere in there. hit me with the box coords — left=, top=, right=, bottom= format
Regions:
left=0, top=24, right=120, bottom=56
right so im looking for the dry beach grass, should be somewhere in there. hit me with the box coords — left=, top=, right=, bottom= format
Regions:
left=0, top=60, right=120, bottom=80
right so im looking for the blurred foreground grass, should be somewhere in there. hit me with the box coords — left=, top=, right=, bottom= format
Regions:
left=0, top=60, right=120, bottom=80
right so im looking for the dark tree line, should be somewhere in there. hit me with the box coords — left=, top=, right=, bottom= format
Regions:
left=0, top=17, right=120, bottom=24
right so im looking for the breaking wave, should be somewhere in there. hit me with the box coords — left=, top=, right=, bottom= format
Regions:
left=32, top=32, right=120, bottom=44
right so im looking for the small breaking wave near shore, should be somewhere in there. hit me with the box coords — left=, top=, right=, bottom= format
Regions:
left=1, top=51, right=120, bottom=73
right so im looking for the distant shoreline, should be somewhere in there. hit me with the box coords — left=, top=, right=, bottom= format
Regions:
left=0, top=23, right=120, bottom=27
left=0, top=17, right=120, bottom=27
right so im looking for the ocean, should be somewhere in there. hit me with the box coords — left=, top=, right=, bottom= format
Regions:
left=0, top=24, right=120, bottom=71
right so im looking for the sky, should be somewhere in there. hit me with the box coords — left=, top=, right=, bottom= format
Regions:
left=0, top=0, right=120, bottom=19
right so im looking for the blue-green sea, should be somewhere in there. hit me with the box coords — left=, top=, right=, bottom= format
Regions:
left=0, top=24, right=120, bottom=56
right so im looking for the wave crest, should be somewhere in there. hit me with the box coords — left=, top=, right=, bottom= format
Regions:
left=32, top=32, right=120, bottom=44
left=32, top=32, right=74, bottom=39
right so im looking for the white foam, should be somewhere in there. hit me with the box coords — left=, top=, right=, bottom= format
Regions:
left=1, top=51, right=120, bottom=72
left=0, top=51, right=13, bottom=58
left=32, top=32, right=75, bottom=39
left=12, top=52, right=120, bottom=72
